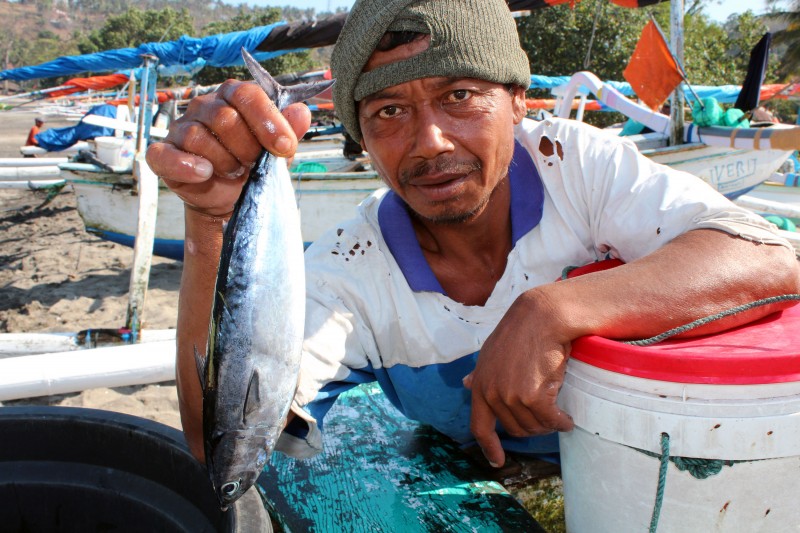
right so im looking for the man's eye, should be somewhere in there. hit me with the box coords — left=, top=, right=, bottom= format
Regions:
left=448, top=89, right=471, bottom=102
left=378, top=106, right=399, bottom=118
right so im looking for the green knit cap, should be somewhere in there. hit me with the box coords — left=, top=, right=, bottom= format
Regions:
left=330, top=0, right=531, bottom=142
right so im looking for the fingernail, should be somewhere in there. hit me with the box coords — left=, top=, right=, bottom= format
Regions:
left=274, top=135, right=292, bottom=155
left=480, top=447, right=500, bottom=468
left=226, top=166, right=246, bottom=179
left=195, top=160, right=213, bottom=178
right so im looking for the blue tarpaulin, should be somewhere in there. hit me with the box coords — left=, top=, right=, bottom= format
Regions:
left=0, top=23, right=300, bottom=82
left=529, top=74, right=756, bottom=106
left=35, top=104, right=117, bottom=151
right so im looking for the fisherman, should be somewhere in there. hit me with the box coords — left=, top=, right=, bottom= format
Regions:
left=147, top=0, right=800, bottom=470
left=25, top=118, right=44, bottom=146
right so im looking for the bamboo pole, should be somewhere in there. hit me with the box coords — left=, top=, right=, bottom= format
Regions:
left=669, top=0, right=685, bottom=147
left=125, top=55, right=159, bottom=336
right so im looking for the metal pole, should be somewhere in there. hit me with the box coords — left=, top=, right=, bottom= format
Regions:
left=669, top=0, right=685, bottom=146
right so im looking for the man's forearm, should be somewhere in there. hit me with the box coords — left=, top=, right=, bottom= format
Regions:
left=540, top=229, right=800, bottom=342
left=176, top=206, right=229, bottom=462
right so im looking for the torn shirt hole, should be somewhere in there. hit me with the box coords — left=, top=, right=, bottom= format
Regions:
left=538, top=136, right=564, bottom=160
left=364, top=33, right=431, bottom=72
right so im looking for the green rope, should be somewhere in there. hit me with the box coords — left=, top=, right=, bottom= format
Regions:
left=625, top=294, right=800, bottom=347
left=636, top=436, right=742, bottom=532
left=648, top=433, right=671, bottom=533
left=671, top=456, right=733, bottom=479
left=35, top=181, right=67, bottom=209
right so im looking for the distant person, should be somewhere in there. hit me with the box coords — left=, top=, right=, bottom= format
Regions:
left=753, top=106, right=779, bottom=123
left=25, top=118, right=44, bottom=146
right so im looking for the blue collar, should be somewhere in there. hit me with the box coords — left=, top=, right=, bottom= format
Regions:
left=377, top=141, right=544, bottom=294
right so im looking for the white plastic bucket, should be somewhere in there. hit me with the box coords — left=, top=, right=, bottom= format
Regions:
left=94, top=136, right=134, bottom=168
left=557, top=305, right=800, bottom=533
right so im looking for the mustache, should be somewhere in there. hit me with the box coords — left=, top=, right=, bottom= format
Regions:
left=400, top=157, right=482, bottom=184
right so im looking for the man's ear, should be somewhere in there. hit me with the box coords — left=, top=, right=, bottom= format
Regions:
left=511, top=86, right=527, bottom=125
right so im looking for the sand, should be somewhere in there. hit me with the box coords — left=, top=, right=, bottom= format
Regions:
left=0, top=109, right=183, bottom=430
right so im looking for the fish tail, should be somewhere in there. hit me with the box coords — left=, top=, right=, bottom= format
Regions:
left=241, top=47, right=335, bottom=112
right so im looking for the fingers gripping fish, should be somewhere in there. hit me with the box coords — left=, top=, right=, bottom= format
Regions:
left=196, top=48, right=334, bottom=509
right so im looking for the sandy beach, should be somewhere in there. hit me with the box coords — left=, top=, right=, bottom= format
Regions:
left=0, top=109, right=183, bottom=429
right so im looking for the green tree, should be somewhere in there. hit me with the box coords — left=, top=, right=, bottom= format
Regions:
left=77, top=7, right=195, bottom=54
left=517, top=2, right=646, bottom=80
left=193, top=8, right=315, bottom=86
left=768, top=0, right=800, bottom=78
left=515, top=1, right=778, bottom=124
left=683, top=11, right=777, bottom=86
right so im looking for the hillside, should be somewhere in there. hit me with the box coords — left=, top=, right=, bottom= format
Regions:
left=0, top=0, right=329, bottom=91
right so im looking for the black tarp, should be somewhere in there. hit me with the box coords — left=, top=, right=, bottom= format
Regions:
left=256, top=13, right=347, bottom=52
left=507, top=0, right=668, bottom=10
left=734, top=33, right=772, bottom=113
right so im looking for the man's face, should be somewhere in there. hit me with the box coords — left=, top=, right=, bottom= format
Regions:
left=356, top=42, right=527, bottom=225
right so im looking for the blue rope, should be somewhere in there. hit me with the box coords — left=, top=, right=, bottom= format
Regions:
left=648, top=433, right=671, bottom=533
left=625, top=295, right=800, bottom=346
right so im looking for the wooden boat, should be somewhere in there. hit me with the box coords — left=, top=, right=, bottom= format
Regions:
left=62, top=112, right=799, bottom=262
left=552, top=71, right=799, bottom=200
left=60, top=142, right=379, bottom=260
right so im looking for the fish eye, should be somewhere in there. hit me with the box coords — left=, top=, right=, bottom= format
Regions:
left=221, top=480, right=241, bottom=496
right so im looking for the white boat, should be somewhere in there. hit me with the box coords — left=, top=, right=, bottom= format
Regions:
left=61, top=143, right=380, bottom=260
left=733, top=174, right=800, bottom=251
left=62, top=90, right=800, bottom=261
left=552, top=71, right=799, bottom=200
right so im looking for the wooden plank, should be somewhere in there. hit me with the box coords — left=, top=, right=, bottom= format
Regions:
left=259, top=383, right=546, bottom=532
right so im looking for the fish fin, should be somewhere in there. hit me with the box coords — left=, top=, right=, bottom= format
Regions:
left=242, top=368, right=261, bottom=426
left=241, top=47, right=335, bottom=111
left=194, top=345, right=207, bottom=390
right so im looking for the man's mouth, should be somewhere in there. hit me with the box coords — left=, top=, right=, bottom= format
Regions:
left=401, top=159, right=481, bottom=202
left=411, top=173, right=469, bottom=201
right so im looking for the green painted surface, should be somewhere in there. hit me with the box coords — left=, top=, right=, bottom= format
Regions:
left=258, top=383, right=545, bottom=532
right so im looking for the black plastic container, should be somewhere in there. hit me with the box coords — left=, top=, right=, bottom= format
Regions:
left=0, top=406, right=270, bottom=532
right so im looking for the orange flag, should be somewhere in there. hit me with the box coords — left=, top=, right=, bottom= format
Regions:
left=623, top=20, right=683, bottom=110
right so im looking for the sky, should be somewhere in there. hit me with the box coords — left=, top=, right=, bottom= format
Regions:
left=242, top=0, right=793, bottom=21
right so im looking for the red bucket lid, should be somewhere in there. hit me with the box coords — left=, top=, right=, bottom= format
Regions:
left=571, top=304, right=800, bottom=384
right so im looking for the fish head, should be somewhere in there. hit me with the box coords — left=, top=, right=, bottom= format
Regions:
left=207, top=427, right=274, bottom=508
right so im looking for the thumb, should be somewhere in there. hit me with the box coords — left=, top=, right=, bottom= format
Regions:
left=462, top=372, right=474, bottom=389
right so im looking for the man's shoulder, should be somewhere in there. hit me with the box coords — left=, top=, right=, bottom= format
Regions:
left=516, top=116, right=611, bottom=139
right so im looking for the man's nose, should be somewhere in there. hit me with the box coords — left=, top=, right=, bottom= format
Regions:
left=409, top=109, right=455, bottom=160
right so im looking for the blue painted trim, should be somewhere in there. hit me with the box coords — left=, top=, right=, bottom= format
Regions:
left=86, top=226, right=314, bottom=261
left=85, top=228, right=184, bottom=261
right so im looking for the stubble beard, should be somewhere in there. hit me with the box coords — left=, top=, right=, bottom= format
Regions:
left=398, top=157, right=493, bottom=225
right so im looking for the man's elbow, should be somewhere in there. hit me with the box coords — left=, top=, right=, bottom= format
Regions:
left=763, top=242, right=800, bottom=294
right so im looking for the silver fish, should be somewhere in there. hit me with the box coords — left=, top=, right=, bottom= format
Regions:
left=197, top=48, right=334, bottom=509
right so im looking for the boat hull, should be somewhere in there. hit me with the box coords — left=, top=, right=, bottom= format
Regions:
left=65, top=141, right=793, bottom=261
left=646, top=143, right=792, bottom=199
left=67, top=167, right=382, bottom=261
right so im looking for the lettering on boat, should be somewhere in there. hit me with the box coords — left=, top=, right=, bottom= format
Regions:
left=706, top=157, right=757, bottom=193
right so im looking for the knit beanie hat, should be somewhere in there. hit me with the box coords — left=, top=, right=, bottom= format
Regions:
left=330, top=0, right=531, bottom=141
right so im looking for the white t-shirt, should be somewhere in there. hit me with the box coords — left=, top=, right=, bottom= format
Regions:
left=276, top=117, right=785, bottom=459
